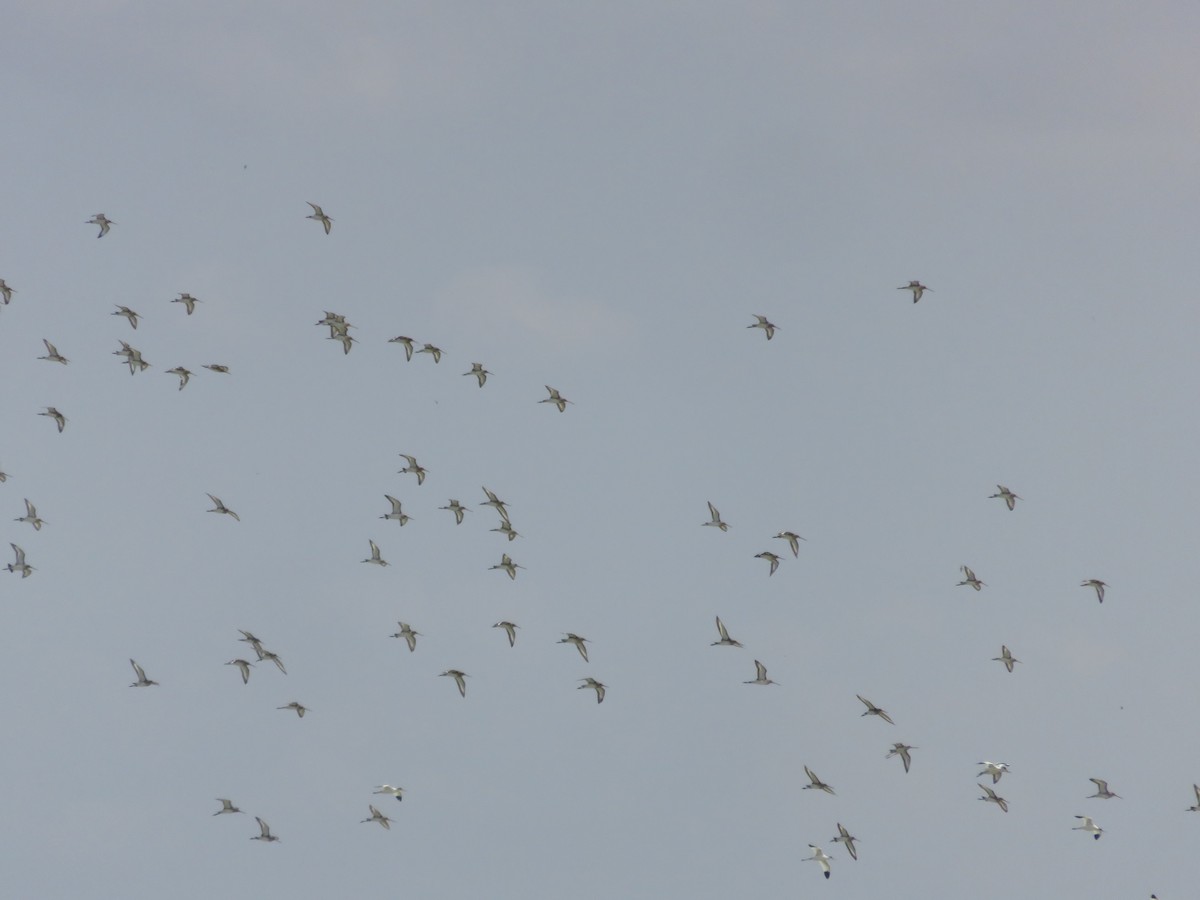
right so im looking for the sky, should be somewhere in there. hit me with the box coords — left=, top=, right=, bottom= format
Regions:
left=2, top=2, right=1199, bottom=897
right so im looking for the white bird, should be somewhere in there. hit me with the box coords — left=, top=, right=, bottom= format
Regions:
left=1088, top=778, right=1121, bottom=799
left=398, top=454, right=427, bottom=485
left=711, top=616, right=743, bottom=648
left=87, top=213, right=114, bottom=237
left=754, top=551, right=781, bottom=576
left=977, top=761, right=1010, bottom=784
left=958, top=565, right=985, bottom=591
left=16, top=499, right=45, bottom=530
left=112, top=305, right=140, bottom=329
left=857, top=695, right=895, bottom=724
left=831, top=823, right=859, bottom=861
left=206, top=494, right=240, bottom=521
left=774, top=530, right=805, bottom=557
left=361, top=804, right=392, bottom=829
left=803, top=766, right=835, bottom=795
left=389, top=622, right=420, bottom=652
left=1073, top=815, right=1103, bottom=839
left=388, top=335, right=415, bottom=360
left=38, top=339, right=68, bottom=365
left=129, top=659, right=158, bottom=687
left=381, top=495, right=411, bottom=525
left=745, top=660, right=779, bottom=686
left=306, top=202, right=332, bottom=234
left=464, top=363, right=491, bottom=387
left=559, top=633, right=590, bottom=662
left=203, top=363, right=230, bottom=374
left=40, top=407, right=66, bottom=433
left=540, top=385, right=572, bottom=412
left=886, top=742, right=916, bottom=773
left=993, top=645, right=1020, bottom=673
left=172, top=293, right=200, bottom=314
left=166, top=366, right=192, bottom=390
left=899, top=280, right=931, bottom=302
left=490, top=553, right=523, bottom=580
left=978, top=783, right=1008, bottom=812
left=213, top=798, right=243, bottom=815
left=225, top=659, right=255, bottom=684
left=440, top=669, right=468, bottom=698
left=490, top=520, right=520, bottom=542
left=362, top=540, right=388, bottom=566
left=1081, top=579, right=1107, bottom=604
left=578, top=677, right=606, bottom=704
left=748, top=314, right=777, bottom=340
left=7, top=543, right=33, bottom=577
left=440, top=499, right=469, bottom=524
left=989, top=485, right=1020, bottom=510
left=373, top=785, right=405, bottom=802
left=702, top=501, right=729, bottom=532
left=416, top=343, right=442, bottom=363
left=805, top=845, right=832, bottom=879
left=251, top=817, right=279, bottom=842
left=493, top=621, right=519, bottom=647
left=1187, top=784, right=1200, bottom=812
left=277, top=701, right=309, bottom=717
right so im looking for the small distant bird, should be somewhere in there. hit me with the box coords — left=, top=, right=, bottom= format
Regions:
left=806, top=845, right=832, bottom=879
left=559, top=633, right=590, bottom=662
left=490, top=553, right=523, bottom=580
left=315, top=311, right=349, bottom=334
left=754, top=551, right=781, bottom=576
left=493, top=621, right=519, bottom=647
left=113, top=341, right=150, bottom=374
left=993, top=645, right=1020, bottom=673
left=373, top=785, right=405, bottom=802
left=206, top=494, right=240, bottom=521
left=388, top=336, right=415, bottom=360
left=87, top=213, right=114, bottom=237
left=389, top=622, right=420, bottom=652
left=490, top=520, right=520, bottom=542
left=251, top=817, right=279, bottom=842
left=398, top=455, right=427, bottom=485
left=899, top=280, right=931, bottom=302
left=362, top=540, right=388, bottom=566
left=1081, top=579, right=1107, bottom=604
left=540, top=385, right=572, bottom=412
left=831, top=823, right=860, bottom=861
left=203, top=364, right=230, bottom=373
left=711, top=616, right=743, bottom=648
left=745, top=660, right=779, bottom=686
left=857, top=695, right=895, bottom=724
left=1073, top=815, right=1103, bottom=839
left=978, top=783, right=1008, bottom=813
left=440, top=669, right=468, bottom=698
left=328, top=332, right=356, bottom=354
left=166, top=367, right=192, bottom=390
left=440, top=499, right=469, bottom=524
left=361, top=804, right=392, bottom=829
left=40, top=407, right=66, bottom=433
left=464, top=363, right=491, bottom=387
left=886, top=742, right=916, bottom=773
left=306, top=202, right=332, bottom=234
left=703, top=501, right=729, bottom=532
left=0, top=279, right=13, bottom=303
left=748, top=314, right=777, bottom=340
left=256, top=648, right=287, bottom=674
left=774, top=531, right=805, bottom=557
left=16, top=499, right=45, bottom=530
left=225, top=659, right=255, bottom=684
left=0, top=468, right=7, bottom=482
left=237, top=629, right=265, bottom=654
left=977, top=761, right=1010, bottom=784
left=129, top=659, right=158, bottom=687
left=172, top=293, right=200, bottom=314
left=803, top=766, right=835, bottom=795
left=381, top=495, right=411, bottom=526
left=481, top=487, right=511, bottom=520
left=578, top=677, right=606, bottom=704
left=989, top=485, right=1020, bottom=510
left=38, top=339, right=68, bottom=365
left=1088, top=778, right=1121, bottom=799
left=416, top=343, right=442, bottom=363
left=213, top=798, right=243, bottom=815
left=277, top=701, right=308, bottom=718
left=112, top=305, right=140, bottom=329
left=1187, top=784, right=1200, bottom=812
left=958, top=565, right=985, bottom=591
left=7, top=543, right=33, bottom=577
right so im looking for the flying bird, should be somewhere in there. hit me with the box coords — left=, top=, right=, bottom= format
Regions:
left=166, top=367, right=192, bottom=390
left=327, top=332, right=356, bottom=354
left=702, top=501, right=729, bottom=532
left=225, top=659, right=255, bottom=684
left=172, top=293, right=200, bottom=314
left=754, top=551, right=781, bottom=576
left=305, top=202, right=332, bottom=233
left=213, top=798, right=243, bottom=815
left=398, top=455, right=427, bottom=485
left=256, top=648, right=287, bottom=674
left=16, top=499, right=45, bottom=530
left=711, top=616, right=743, bottom=648
left=958, top=565, right=985, bottom=591
left=440, top=669, right=468, bottom=698
left=0, top=279, right=13, bottom=303
left=978, top=783, right=1008, bottom=812
left=251, top=817, right=279, bottom=842
left=578, top=677, right=606, bottom=704
left=373, top=785, right=404, bottom=802
left=388, top=336, right=415, bottom=360
left=112, top=305, right=140, bottom=329
left=39, top=407, right=66, bottom=432
left=206, top=494, right=240, bottom=521
left=129, top=659, right=159, bottom=687
left=38, top=339, right=68, bottom=365
left=1073, top=815, right=1103, bottom=839
left=439, top=499, right=469, bottom=524
left=805, top=845, right=832, bottom=879
left=744, top=660, right=779, bottom=686
left=803, top=766, right=835, bottom=795
left=493, top=621, right=519, bottom=647
left=463, top=363, right=491, bottom=387
left=1187, top=784, right=1200, bottom=812
left=748, top=314, right=777, bottom=340
left=490, top=520, right=520, bottom=541
left=389, top=622, right=420, bottom=652
left=540, top=385, right=572, bottom=412
left=7, top=543, right=32, bottom=577
left=481, top=487, right=511, bottom=520
left=277, top=701, right=309, bottom=718
left=362, top=540, right=388, bottom=566
left=899, top=280, right=931, bottom=302
left=831, top=823, right=860, bottom=861
left=381, top=495, right=411, bottom=525
left=559, top=633, right=590, bottom=662
left=1088, top=778, right=1121, bottom=799
left=773, top=531, right=805, bottom=557
left=886, top=742, right=916, bottom=773
left=87, top=213, right=114, bottom=237
left=203, top=364, right=230, bottom=373
left=857, top=695, right=895, bottom=724
left=989, top=485, right=1020, bottom=510
left=361, top=804, right=392, bottom=830
left=490, top=553, right=523, bottom=580
left=1081, top=579, right=1107, bottom=604
left=993, top=645, right=1020, bottom=673
left=416, top=343, right=442, bottom=363
left=977, top=761, right=1010, bottom=784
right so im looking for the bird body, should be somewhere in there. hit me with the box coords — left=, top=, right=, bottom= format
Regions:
left=362, top=540, right=388, bottom=566
left=1088, top=778, right=1121, bottom=799
left=490, top=553, right=523, bottom=580
left=398, top=455, right=427, bottom=485
left=559, top=633, right=590, bottom=662
left=172, top=293, right=200, bottom=314
left=832, top=823, right=859, bottom=860
left=540, top=385, right=572, bottom=411
left=977, top=761, right=1010, bottom=784
left=857, top=694, right=895, bottom=724
left=464, top=363, right=491, bottom=387
left=440, top=499, right=469, bottom=524
left=7, top=543, right=33, bottom=577
left=252, top=817, right=279, bottom=842
left=381, top=495, right=411, bottom=525
left=214, top=798, right=242, bottom=815
left=40, top=407, right=67, bottom=432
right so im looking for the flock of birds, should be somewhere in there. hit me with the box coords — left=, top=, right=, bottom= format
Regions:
left=0, top=208, right=1182, bottom=895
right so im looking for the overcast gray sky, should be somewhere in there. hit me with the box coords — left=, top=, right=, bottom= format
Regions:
left=3, top=2, right=1198, bottom=897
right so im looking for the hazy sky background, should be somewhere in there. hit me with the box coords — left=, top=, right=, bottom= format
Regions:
left=3, top=2, right=1198, bottom=897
